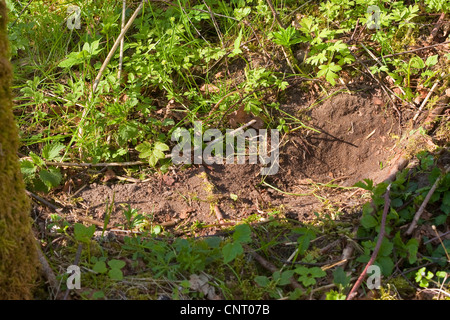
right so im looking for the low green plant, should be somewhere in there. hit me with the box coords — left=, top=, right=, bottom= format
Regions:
left=92, top=257, right=127, bottom=281
left=20, top=142, right=65, bottom=192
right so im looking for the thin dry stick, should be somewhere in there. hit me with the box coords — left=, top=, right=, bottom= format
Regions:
left=246, top=246, right=304, bottom=291
left=42, top=90, right=86, bottom=109
left=405, top=173, right=444, bottom=235
left=351, top=41, right=450, bottom=65
left=118, top=0, right=126, bottom=80
left=36, top=242, right=60, bottom=299
left=265, top=0, right=285, bottom=29
left=349, top=49, right=403, bottom=119
left=26, top=190, right=62, bottom=212
left=431, top=225, right=450, bottom=262
left=413, top=79, right=440, bottom=122
left=360, top=43, right=405, bottom=96
left=79, top=0, right=149, bottom=144
left=91, top=0, right=148, bottom=96
left=202, top=0, right=223, bottom=46
left=63, top=244, right=83, bottom=300
left=347, top=184, right=391, bottom=300
left=44, top=160, right=148, bottom=167
left=208, top=90, right=240, bottom=116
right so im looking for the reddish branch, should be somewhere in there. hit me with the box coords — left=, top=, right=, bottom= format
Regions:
left=346, top=184, right=391, bottom=300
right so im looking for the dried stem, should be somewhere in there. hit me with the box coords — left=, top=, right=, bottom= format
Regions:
left=347, top=184, right=391, bottom=300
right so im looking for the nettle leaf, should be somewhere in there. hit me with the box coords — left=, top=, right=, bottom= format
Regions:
left=310, top=267, right=326, bottom=278
left=20, top=160, right=36, bottom=177
left=222, top=242, right=243, bottom=264
left=378, top=238, right=394, bottom=257
left=442, top=191, right=450, bottom=207
left=39, top=167, right=62, bottom=188
left=232, top=224, right=252, bottom=243
left=42, top=142, right=65, bottom=161
left=29, top=151, right=45, bottom=167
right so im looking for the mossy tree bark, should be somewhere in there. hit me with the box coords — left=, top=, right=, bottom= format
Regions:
left=0, top=1, right=38, bottom=299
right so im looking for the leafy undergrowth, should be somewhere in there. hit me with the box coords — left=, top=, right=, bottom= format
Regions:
left=6, top=0, right=450, bottom=299
left=37, top=150, right=450, bottom=300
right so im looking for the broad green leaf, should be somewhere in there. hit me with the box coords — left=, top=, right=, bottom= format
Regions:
left=294, top=266, right=309, bottom=275
left=333, top=267, right=351, bottom=287
left=93, top=261, right=107, bottom=274
left=222, top=242, right=243, bottom=263
left=152, top=149, right=165, bottom=160
left=108, top=268, right=123, bottom=280
left=74, top=223, right=96, bottom=242
left=410, top=56, right=425, bottom=69
left=254, top=276, right=270, bottom=287
left=136, top=141, right=153, bottom=158
left=20, top=160, right=36, bottom=176
left=279, top=270, right=295, bottom=286
left=406, top=238, right=418, bottom=264
left=310, top=267, right=326, bottom=278
left=108, top=259, right=126, bottom=270
left=154, top=141, right=170, bottom=152
left=376, top=257, right=394, bottom=276
left=39, top=168, right=62, bottom=188
left=118, top=123, right=138, bottom=143
left=42, top=142, right=65, bottom=161
left=148, top=154, right=158, bottom=167
left=29, top=151, right=45, bottom=167
left=425, top=55, right=438, bottom=67
left=361, top=214, right=378, bottom=229
left=298, top=275, right=316, bottom=287
left=378, top=238, right=394, bottom=257
left=233, top=224, right=252, bottom=243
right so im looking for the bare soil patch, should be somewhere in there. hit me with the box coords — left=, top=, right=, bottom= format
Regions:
left=75, top=90, right=405, bottom=233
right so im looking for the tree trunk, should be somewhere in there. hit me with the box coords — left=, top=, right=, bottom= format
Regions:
left=0, top=1, right=38, bottom=299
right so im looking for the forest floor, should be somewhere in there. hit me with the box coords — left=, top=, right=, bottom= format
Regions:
left=6, top=0, right=450, bottom=300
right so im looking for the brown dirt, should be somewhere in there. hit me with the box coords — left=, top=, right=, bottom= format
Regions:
left=72, top=89, right=406, bottom=235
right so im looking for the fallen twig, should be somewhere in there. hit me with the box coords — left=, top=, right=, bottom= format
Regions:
left=26, top=190, right=62, bottom=212
left=265, top=0, right=285, bottom=29
left=117, top=0, right=126, bottom=80
left=35, top=241, right=60, bottom=299
left=347, top=184, right=391, bottom=300
left=246, top=246, right=304, bottom=292
left=44, top=160, right=148, bottom=167
left=405, top=172, right=445, bottom=236
left=413, top=79, right=440, bottom=122
left=350, top=41, right=450, bottom=66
